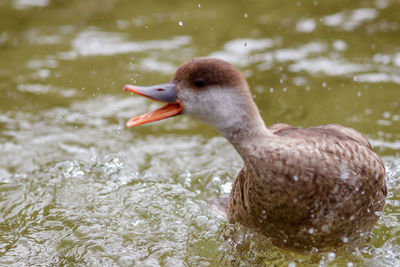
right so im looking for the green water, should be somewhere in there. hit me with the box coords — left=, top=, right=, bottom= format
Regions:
left=0, top=0, right=399, bottom=265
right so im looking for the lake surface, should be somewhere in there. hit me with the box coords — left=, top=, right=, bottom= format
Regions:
left=0, top=0, right=399, bottom=265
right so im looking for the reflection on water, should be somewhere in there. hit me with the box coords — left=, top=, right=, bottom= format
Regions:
left=321, top=8, right=378, bottom=30
left=0, top=0, right=400, bottom=265
left=13, top=0, right=49, bottom=10
left=71, top=29, right=191, bottom=57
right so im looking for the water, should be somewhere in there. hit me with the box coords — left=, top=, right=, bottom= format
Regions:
left=1, top=0, right=400, bottom=265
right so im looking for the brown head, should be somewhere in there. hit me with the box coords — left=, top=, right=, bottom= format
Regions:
left=123, top=58, right=265, bottom=139
left=171, top=58, right=248, bottom=89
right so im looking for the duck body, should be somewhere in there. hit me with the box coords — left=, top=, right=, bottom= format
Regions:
left=123, top=58, right=387, bottom=249
left=229, top=123, right=386, bottom=249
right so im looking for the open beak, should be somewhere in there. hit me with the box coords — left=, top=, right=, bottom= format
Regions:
left=123, top=83, right=183, bottom=127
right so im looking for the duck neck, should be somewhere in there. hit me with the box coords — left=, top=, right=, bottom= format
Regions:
left=217, top=109, right=272, bottom=161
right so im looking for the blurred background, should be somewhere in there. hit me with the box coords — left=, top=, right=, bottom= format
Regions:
left=0, top=0, right=399, bottom=265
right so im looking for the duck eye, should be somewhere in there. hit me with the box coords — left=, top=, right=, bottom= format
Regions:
left=194, top=79, right=205, bottom=88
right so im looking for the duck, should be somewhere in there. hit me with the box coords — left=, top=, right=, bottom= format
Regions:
left=123, top=57, right=387, bottom=249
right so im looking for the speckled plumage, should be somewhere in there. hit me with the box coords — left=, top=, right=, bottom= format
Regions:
left=126, top=57, right=387, bottom=250
left=228, top=123, right=386, bottom=249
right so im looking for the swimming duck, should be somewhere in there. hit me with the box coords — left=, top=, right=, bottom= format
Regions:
left=123, top=58, right=387, bottom=249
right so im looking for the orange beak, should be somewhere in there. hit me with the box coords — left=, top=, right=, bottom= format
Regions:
left=123, top=83, right=183, bottom=127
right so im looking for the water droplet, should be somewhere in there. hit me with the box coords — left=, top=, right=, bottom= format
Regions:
left=197, top=3, right=201, bottom=8
left=178, top=21, right=183, bottom=26
left=308, top=227, right=315, bottom=234
left=270, top=88, right=274, bottom=92
left=293, top=175, right=299, bottom=181
left=342, top=236, right=349, bottom=243
left=288, top=262, right=296, bottom=267
left=322, top=82, right=327, bottom=88
left=244, top=13, right=248, bottom=18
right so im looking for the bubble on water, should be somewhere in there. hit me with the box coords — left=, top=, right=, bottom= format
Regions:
left=196, top=215, right=208, bottom=227
left=327, top=251, right=336, bottom=262
left=57, top=160, right=85, bottom=178
left=103, top=156, right=124, bottom=175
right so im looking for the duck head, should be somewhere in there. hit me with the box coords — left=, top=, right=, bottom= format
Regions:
left=123, top=58, right=265, bottom=139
